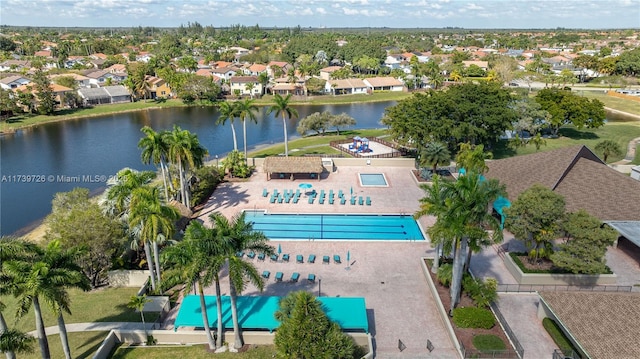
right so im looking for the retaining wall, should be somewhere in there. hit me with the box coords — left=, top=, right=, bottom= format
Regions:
left=503, top=253, right=617, bottom=285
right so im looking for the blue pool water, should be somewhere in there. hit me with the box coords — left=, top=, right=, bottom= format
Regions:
left=359, top=173, right=388, bottom=186
left=244, top=211, right=424, bottom=240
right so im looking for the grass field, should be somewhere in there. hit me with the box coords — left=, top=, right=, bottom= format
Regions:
left=492, top=122, right=640, bottom=163
left=1, top=287, right=159, bottom=333
left=21, top=331, right=109, bottom=359
left=111, top=344, right=277, bottom=359
left=578, top=91, right=640, bottom=116
left=248, top=129, right=389, bottom=158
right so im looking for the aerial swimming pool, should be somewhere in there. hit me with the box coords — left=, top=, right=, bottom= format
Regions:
left=359, top=173, right=388, bottom=187
left=244, top=210, right=424, bottom=241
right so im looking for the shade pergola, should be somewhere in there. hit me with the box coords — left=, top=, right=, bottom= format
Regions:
left=263, top=156, right=324, bottom=181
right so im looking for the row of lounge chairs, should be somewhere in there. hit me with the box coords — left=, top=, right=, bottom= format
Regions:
left=263, top=188, right=372, bottom=206
left=238, top=252, right=343, bottom=265
left=261, top=270, right=316, bottom=283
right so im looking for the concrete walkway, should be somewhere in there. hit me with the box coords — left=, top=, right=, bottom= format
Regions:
left=28, top=322, right=152, bottom=336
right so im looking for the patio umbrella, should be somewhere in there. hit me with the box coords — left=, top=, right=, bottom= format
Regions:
left=350, top=186, right=353, bottom=195
left=347, top=250, right=350, bottom=262
left=278, top=243, right=282, bottom=254
left=299, top=183, right=312, bottom=189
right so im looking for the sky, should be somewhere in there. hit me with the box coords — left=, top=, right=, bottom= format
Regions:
left=1, top=0, right=639, bottom=29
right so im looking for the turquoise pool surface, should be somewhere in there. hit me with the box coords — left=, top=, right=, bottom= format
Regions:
left=244, top=211, right=424, bottom=240
left=359, top=173, right=388, bottom=186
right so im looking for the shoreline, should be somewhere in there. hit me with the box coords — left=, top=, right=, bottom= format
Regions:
left=605, top=107, right=640, bottom=121
left=0, top=93, right=409, bottom=134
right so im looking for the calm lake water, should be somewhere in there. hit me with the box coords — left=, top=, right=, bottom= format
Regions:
left=0, top=101, right=394, bottom=235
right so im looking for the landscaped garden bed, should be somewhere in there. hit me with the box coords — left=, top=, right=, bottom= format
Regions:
left=424, top=259, right=516, bottom=357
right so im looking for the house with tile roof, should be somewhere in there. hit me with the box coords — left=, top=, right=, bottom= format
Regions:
left=15, top=83, right=73, bottom=107
left=363, top=77, right=405, bottom=92
left=229, top=76, right=262, bottom=97
left=145, top=75, right=172, bottom=99
left=243, top=63, right=267, bottom=77
left=319, top=66, right=343, bottom=81
left=325, top=78, right=368, bottom=95
left=0, top=60, right=31, bottom=72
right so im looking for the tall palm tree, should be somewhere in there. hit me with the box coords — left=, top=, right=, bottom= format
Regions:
left=211, top=212, right=274, bottom=349
left=127, top=295, right=152, bottom=337
left=162, top=220, right=226, bottom=350
left=1, top=237, right=37, bottom=359
left=129, top=186, right=178, bottom=292
left=164, top=125, right=208, bottom=208
left=217, top=101, right=239, bottom=152
left=4, top=240, right=89, bottom=359
left=138, top=126, right=172, bottom=201
left=0, top=329, right=35, bottom=357
left=244, top=82, right=256, bottom=99
left=439, top=173, right=505, bottom=312
left=420, top=142, right=450, bottom=175
left=414, top=176, right=452, bottom=274
left=267, top=93, right=298, bottom=157
left=101, top=168, right=156, bottom=218
left=236, top=99, right=259, bottom=160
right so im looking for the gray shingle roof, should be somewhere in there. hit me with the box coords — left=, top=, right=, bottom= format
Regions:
left=485, top=145, right=640, bottom=221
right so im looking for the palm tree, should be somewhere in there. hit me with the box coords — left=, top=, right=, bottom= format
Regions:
left=162, top=220, right=226, bottom=350
left=138, top=127, right=172, bottom=201
left=595, top=140, right=623, bottom=163
left=244, top=82, right=256, bottom=99
left=267, top=93, right=299, bottom=157
left=420, top=142, right=450, bottom=175
left=439, top=173, right=505, bottom=312
left=164, top=125, right=208, bottom=208
left=217, top=102, right=239, bottom=152
left=211, top=212, right=274, bottom=349
left=129, top=186, right=178, bottom=292
left=0, top=329, right=35, bottom=357
left=414, top=176, right=452, bottom=274
left=4, top=240, right=89, bottom=359
left=101, top=168, right=156, bottom=218
left=450, top=70, right=462, bottom=82
left=127, top=295, right=152, bottom=337
left=236, top=99, right=259, bottom=160
left=1, top=237, right=37, bottom=359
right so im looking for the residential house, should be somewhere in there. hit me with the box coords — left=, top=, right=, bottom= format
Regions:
left=136, top=53, right=154, bottom=63
left=34, top=50, right=52, bottom=58
left=14, top=83, right=73, bottom=107
left=145, top=75, right=172, bottom=99
left=462, top=60, right=489, bottom=71
left=213, top=61, right=233, bottom=69
left=77, top=85, right=131, bottom=105
left=105, top=64, right=127, bottom=74
left=49, top=73, right=91, bottom=88
left=229, top=76, right=262, bottom=97
left=0, top=75, right=31, bottom=90
left=208, top=67, right=237, bottom=82
left=90, top=53, right=108, bottom=60
left=319, top=66, right=343, bottom=81
left=270, top=82, right=306, bottom=96
left=64, top=56, right=87, bottom=69
left=325, top=78, right=368, bottom=95
left=85, top=70, right=127, bottom=87
left=244, top=63, right=267, bottom=77
left=363, top=77, right=405, bottom=92
left=266, top=61, right=291, bottom=78
left=0, top=60, right=31, bottom=72
left=383, top=55, right=403, bottom=70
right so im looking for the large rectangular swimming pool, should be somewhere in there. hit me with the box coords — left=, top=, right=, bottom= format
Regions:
left=244, top=211, right=424, bottom=241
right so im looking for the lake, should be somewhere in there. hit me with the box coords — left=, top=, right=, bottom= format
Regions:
left=0, top=101, right=394, bottom=235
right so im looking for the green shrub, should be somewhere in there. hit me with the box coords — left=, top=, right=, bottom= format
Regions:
left=542, top=318, right=577, bottom=353
left=222, top=150, right=253, bottom=178
left=436, top=263, right=453, bottom=287
left=190, top=165, right=222, bottom=206
left=463, top=276, right=498, bottom=308
left=452, top=307, right=495, bottom=329
left=472, top=334, right=506, bottom=350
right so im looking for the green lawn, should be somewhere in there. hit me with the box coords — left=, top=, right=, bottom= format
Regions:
left=21, top=331, right=109, bottom=359
left=253, top=91, right=411, bottom=106
left=578, top=91, right=640, bottom=116
left=493, top=122, right=640, bottom=163
left=2, top=99, right=187, bottom=132
left=248, top=129, right=389, bottom=158
left=111, top=344, right=277, bottom=359
left=1, top=287, right=159, bottom=333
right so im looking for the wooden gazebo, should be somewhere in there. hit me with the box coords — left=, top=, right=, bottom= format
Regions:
left=263, top=157, right=324, bottom=181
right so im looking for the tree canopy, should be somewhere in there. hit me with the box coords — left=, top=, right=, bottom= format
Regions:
left=382, top=82, right=516, bottom=151
left=534, top=88, right=606, bottom=135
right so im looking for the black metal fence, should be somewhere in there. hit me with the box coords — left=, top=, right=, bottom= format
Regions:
left=329, top=138, right=404, bottom=158
left=489, top=301, right=524, bottom=359
left=460, top=340, right=521, bottom=359
left=497, top=284, right=632, bottom=293
left=553, top=349, right=581, bottom=359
